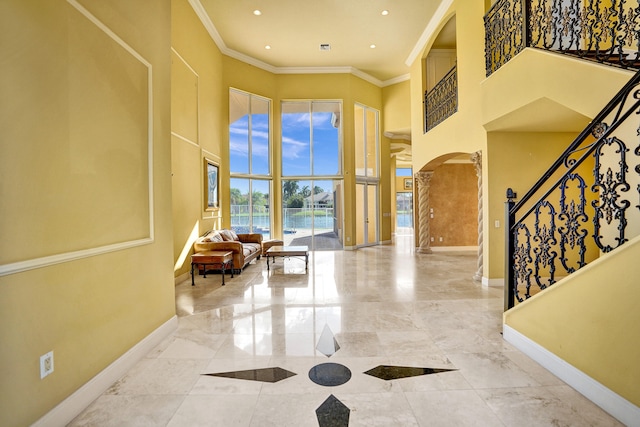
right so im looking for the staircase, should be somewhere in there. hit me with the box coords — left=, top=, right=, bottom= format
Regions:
left=504, top=69, right=640, bottom=309
left=500, top=69, right=640, bottom=425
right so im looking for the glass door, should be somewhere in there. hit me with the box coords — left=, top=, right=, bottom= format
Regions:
left=356, top=182, right=378, bottom=247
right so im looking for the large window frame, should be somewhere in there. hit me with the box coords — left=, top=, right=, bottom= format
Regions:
left=354, top=103, right=380, bottom=247
left=280, top=100, right=344, bottom=250
left=229, top=89, right=272, bottom=236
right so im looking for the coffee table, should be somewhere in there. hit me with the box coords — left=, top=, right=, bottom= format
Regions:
left=191, top=251, right=234, bottom=286
left=266, top=245, right=309, bottom=271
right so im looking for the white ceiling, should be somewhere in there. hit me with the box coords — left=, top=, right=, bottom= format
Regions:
left=193, top=0, right=448, bottom=84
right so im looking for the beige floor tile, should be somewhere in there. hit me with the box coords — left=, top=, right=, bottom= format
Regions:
left=68, top=234, right=620, bottom=426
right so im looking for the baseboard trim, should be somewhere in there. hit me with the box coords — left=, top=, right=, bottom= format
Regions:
left=503, top=324, right=640, bottom=427
left=482, top=277, right=504, bottom=287
left=174, top=271, right=190, bottom=285
left=33, top=315, right=178, bottom=427
left=431, top=246, right=478, bottom=252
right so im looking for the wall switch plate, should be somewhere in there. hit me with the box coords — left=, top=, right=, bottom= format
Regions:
left=40, top=351, right=54, bottom=379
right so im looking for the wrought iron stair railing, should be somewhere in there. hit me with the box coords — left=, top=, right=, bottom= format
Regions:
left=485, top=0, right=640, bottom=77
left=424, top=65, right=458, bottom=132
left=504, top=69, right=640, bottom=310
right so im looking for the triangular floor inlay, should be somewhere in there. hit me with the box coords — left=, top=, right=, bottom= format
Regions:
left=363, top=365, right=456, bottom=381
left=204, top=367, right=296, bottom=383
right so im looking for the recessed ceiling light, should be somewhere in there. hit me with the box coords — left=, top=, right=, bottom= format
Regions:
left=381, top=10, right=389, bottom=15
left=320, top=44, right=331, bottom=51
left=265, top=45, right=271, bottom=49
left=253, top=9, right=262, bottom=16
left=370, top=44, right=376, bottom=49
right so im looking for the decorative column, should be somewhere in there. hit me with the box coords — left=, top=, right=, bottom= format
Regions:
left=415, top=171, right=434, bottom=254
left=471, top=151, right=483, bottom=282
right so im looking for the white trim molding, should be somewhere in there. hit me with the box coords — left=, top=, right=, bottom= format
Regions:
left=405, top=0, right=455, bottom=67
left=188, top=0, right=410, bottom=87
left=431, top=246, right=478, bottom=252
left=482, top=277, right=504, bottom=287
left=33, top=316, right=178, bottom=427
left=0, top=0, right=156, bottom=278
left=503, top=325, right=640, bottom=427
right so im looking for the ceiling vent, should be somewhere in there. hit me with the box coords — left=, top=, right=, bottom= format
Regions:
left=319, top=44, right=331, bottom=51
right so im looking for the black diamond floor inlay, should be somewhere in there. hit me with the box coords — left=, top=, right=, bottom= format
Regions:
left=363, top=365, right=457, bottom=380
left=315, top=394, right=350, bottom=427
left=308, top=362, right=352, bottom=386
left=203, top=367, right=296, bottom=383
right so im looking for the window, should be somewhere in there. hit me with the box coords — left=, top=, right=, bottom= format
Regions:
left=230, top=178, right=271, bottom=236
left=354, top=104, right=380, bottom=246
left=281, top=101, right=341, bottom=177
left=354, top=104, right=379, bottom=178
left=229, top=89, right=271, bottom=237
left=396, top=167, right=413, bottom=229
left=281, top=100, right=343, bottom=249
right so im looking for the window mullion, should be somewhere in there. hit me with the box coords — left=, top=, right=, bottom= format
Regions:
left=309, top=102, right=314, bottom=176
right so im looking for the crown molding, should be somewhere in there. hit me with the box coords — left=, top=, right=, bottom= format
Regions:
left=382, top=74, right=411, bottom=87
left=189, top=0, right=413, bottom=88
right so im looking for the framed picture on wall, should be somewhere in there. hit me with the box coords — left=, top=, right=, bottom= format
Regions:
left=403, top=178, right=413, bottom=190
left=205, top=158, right=219, bottom=211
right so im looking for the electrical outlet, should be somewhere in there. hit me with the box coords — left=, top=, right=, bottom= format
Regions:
left=40, top=351, right=54, bottom=379
left=438, top=237, right=443, bottom=242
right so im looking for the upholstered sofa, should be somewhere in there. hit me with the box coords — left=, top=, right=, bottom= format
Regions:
left=193, top=229, right=262, bottom=274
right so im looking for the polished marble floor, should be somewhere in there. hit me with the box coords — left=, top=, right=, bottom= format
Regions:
left=69, top=235, right=622, bottom=426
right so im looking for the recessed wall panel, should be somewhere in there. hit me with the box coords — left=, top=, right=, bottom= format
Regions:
left=0, top=0, right=152, bottom=270
left=171, top=50, right=199, bottom=144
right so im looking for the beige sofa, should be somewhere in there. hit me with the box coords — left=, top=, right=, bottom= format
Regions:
left=193, top=229, right=262, bottom=274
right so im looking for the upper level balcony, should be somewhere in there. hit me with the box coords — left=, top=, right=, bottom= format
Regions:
left=485, top=0, right=640, bottom=77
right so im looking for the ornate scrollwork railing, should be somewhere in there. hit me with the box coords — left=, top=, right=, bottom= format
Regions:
left=424, top=65, right=458, bottom=132
left=485, top=0, right=640, bottom=76
left=505, top=70, right=640, bottom=309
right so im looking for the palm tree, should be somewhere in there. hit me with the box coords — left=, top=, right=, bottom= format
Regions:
left=283, top=180, right=299, bottom=200
left=230, top=188, right=245, bottom=205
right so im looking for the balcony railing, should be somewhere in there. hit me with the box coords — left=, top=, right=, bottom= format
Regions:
left=485, top=0, right=640, bottom=76
left=424, top=65, right=458, bottom=132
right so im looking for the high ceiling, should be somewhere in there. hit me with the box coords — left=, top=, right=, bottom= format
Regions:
left=194, top=0, right=447, bottom=84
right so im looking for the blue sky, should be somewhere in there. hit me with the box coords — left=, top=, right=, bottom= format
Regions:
left=230, top=111, right=412, bottom=193
left=230, top=111, right=340, bottom=194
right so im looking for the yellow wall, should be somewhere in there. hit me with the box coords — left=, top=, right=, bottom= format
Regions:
left=410, top=1, right=487, bottom=168
left=481, top=49, right=633, bottom=128
left=504, top=236, right=640, bottom=406
left=486, top=132, right=580, bottom=278
left=0, top=1, right=174, bottom=426
left=408, top=0, right=488, bottom=256
left=171, top=0, right=226, bottom=277
left=382, top=80, right=411, bottom=133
